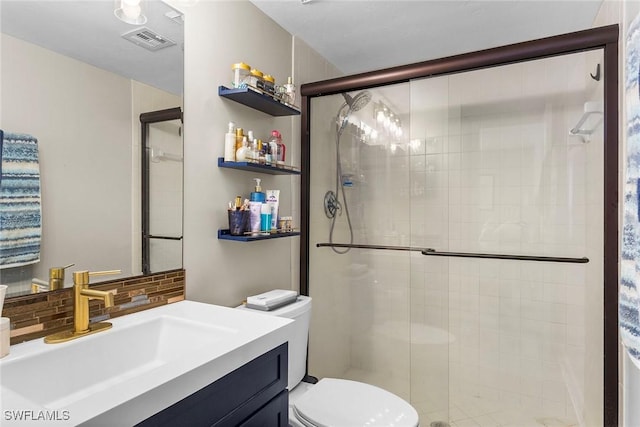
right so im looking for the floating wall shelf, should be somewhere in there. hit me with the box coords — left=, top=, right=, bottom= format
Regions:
left=218, top=229, right=300, bottom=242
left=217, top=158, right=301, bottom=175
left=218, top=86, right=300, bottom=117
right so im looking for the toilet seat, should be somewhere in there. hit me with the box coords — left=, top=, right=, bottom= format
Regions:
left=292, top=378, right=419, bottom=427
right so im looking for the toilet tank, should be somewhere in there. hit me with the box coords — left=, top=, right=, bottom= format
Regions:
left=237, top=295, right=311, bottom=390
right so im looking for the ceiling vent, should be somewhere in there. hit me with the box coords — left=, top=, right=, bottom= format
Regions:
left=122, top=27, right=176, bottom=52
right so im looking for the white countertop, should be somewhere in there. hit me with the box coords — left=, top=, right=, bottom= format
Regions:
left=0, top=300, right=292, bottom=426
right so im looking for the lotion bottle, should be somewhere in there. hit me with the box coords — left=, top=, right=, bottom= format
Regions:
left=224, top=122, right=236, bottom=162
left=236, top=136, right=250, bottom=161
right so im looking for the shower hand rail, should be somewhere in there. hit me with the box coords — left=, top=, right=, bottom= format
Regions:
left=316, top=242, right=424, bottom=252
left=316, top=243, right=589, bottom=263
left=146, top=234, right=183, bottom=241
left=420, top=248, right=588, bottom=263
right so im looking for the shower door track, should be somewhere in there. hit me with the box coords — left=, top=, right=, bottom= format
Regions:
left=316, top=243, right=588, bottom=263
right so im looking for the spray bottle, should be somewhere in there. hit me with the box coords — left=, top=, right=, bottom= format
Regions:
left=224, top=122, right=236, bottom=162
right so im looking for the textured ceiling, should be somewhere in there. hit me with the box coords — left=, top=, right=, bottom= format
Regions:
left=250, top=0, right=604, bottom=75
left=1, top=0, right=184, bottom=95
left=0, top=1, right=604, bottom=95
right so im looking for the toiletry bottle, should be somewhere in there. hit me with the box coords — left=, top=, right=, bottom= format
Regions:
left=258, top=139, right=266, bottom=164
left=274, top=130, right=286, bottom=165
left=266, top=189, right=280, bottom=230
left=250, top=138, right=259, bottom=163
left=250, top=178, right=265, bottom=203
left=236, top=136, right=250, bottom=161
left=224, top=122, right=236, bottom=162
left=266, top=143, right=273, bottom=165
left=235, top=127, right=244, bottom=152
left=246, top=130, right=255, bottom=162
left=260, top=203, right=272, bottom=234
left=284, top=76, right=296, bottom=105
left=268, top=130, right=279, bottom=166
left=249, top=202, right=262, bottom=235
left=263, top=74, right=276, bottom=95
left=249, top=178, right=265, bottom=235
left=249, top=68, right=264, bottom=90
left=231, top=62, right=251, bottom=88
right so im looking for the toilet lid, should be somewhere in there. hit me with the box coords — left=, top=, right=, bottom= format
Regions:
left=292, top=378, right=419, bottom=427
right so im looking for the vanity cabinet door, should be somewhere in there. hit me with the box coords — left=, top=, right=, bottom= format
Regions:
left=137, top=343, right=288, bottom=427
left=237, top=390, right=288, bottom=427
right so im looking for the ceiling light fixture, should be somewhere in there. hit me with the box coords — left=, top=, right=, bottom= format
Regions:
left=114, top=0, right=147, bottom=25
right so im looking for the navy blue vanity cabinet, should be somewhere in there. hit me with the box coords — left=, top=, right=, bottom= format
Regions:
left=136, top=343, right=288, bottom=427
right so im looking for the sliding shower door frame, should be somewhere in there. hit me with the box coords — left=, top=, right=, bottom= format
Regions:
left=300, top=24, right=619, bottom=425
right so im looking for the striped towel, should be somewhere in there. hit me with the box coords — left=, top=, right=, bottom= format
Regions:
left=622, top=13, right=640, bottom=369
left=0, top=131, right=41, bottom=268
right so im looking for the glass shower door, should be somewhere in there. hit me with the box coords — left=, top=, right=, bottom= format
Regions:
left=307, top=46, right=603, bottom=427
left=409, top=49, right=604, bottom=426
left=308, top=89, right=414, bottom=402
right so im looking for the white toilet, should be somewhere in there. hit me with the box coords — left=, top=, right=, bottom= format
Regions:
left=238, top=295, right=419, bottom=427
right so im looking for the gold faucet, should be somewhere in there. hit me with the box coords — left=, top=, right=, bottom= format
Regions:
left=44, top=269, right=120, bottom=344
left=49, top=263, right=75, bottom=290
left=31, top=263, right=75, bottom=293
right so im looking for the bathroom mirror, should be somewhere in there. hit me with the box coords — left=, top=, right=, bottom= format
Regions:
left=0, top=0, right=184, bottom=297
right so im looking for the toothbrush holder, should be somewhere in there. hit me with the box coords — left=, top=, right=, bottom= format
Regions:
left=228, top=210, right=250, bottom=236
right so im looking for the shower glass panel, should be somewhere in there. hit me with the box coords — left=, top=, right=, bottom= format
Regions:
left=147, top=118, right=183, bottom=272
left=308, top=85, right=414, bottom=402
left=308, top=48, right=603, bottom=427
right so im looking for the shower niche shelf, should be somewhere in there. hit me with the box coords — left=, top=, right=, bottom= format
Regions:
left=218, top=86, right=300, bottom=116
left=218, top=229, right=300, bottom=242
left=218, top=158, right=300, bottom=175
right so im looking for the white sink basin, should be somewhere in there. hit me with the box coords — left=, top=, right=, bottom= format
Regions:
left=0, top=300, right=292, bottom=426
left=2, top=315, right=235, bottom=409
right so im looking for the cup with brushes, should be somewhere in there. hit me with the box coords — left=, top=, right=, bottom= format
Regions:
left=228, top=196, right=250, bottom=235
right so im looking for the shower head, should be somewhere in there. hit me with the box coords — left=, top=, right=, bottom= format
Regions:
left=342, top=91, right=371, bottom=112
left=336, top=90, right=372, bottom=134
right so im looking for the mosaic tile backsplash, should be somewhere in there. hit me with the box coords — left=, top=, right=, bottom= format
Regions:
left=2, top=269, right=185, bottom=345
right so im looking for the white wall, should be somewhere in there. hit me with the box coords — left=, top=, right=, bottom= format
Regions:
left=182, top=1, right=340, bottom=307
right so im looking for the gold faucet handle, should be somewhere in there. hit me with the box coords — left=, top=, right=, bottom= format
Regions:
left=49, top=263, right=75, bottom=279
left=73, top=270, right=122, bottom=286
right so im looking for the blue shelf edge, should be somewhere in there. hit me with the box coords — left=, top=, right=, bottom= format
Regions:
left=218, top=86, right=300, bottom=117
left=218, top=229, right=300, bottom=242
left=217, top=158, right=301, bottom=175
